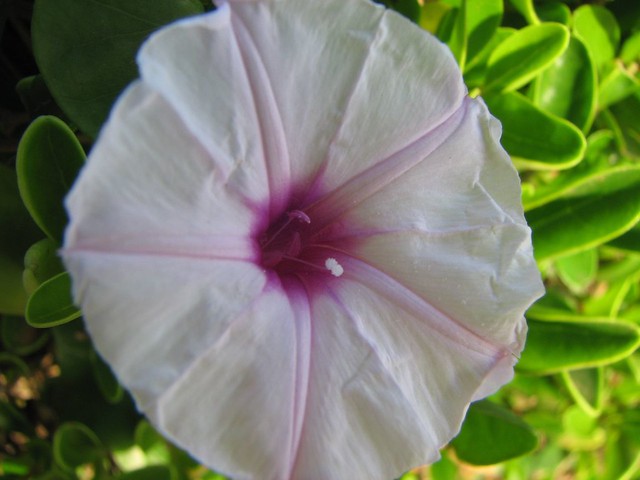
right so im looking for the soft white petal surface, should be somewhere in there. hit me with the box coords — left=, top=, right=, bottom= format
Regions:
left=65, top=81, right=258, bottom=262
left=288, top=273, right=515, bottom=480
left=139, top=0, right=465, bottom=211
left=330, top=98, right=544, bottom=346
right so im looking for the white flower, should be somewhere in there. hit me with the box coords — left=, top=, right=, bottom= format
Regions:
left=63, top=0, right=544, bottom=478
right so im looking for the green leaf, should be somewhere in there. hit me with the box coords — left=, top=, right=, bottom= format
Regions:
left=536, top=2, right=571, bottom=25
left=561, top=368, right=604, bottom=417
left=26, top=272, right=81, bottom=328
left=1, top=316, right=50, bottom=356
left=53, top=422, right=104, bottom=472
left=608, top=225, right=640, bottom=253
left=484, top=23, right=569, bottom=94
left=555, top=249, right=598, bottom=295
left=32, top=0, right=204, bottom=137
left=521, top=130, right=640, bottom=211
left=442, top=2, right=467, bottom=70
left=527, top=185, right=640, bottom=261
left=452, top=400, right=538, bottom=465
left=621, top=31, right=640, bottom=65
left=465, top=0, right=502, bottom=65
left=91, top=350, right=123, bottom=404
left=518, top=320, right=640, bottom=374
left=464, top=28, right=515, bottom=88
left=531, top=36, right=596, bottom=132
left=0, top=165, right=42, bottom=315
left=120, top=466, right=172, bottom=480
left=572, top=5, right=620, bottom=73
left=17, top=116, right=85, bottom=242
left=23, top=238, right=65, bottom=296
left=598, top=63, right=640, bottom=110
left=485, top=91, right=586, bottom=170
left=507, top=0, right=540, bottom=25
left=607, top=93, right=640, bottom=158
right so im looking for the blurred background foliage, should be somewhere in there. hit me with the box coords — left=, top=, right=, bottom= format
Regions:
left=1, top=0, right=640, bottom=478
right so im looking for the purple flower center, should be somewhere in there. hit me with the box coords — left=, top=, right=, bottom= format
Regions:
left=259, top=208, right=343, bottom=278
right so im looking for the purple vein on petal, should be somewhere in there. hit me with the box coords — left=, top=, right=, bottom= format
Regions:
left=229, top=11, right=291, bottom=218
left=331, top=252, right=512, bottom=358
left=62, top=234, right=258, bottom=263
left=281, top=276, right=313, bottom=479
left=305, top=99, right=469, bottom=233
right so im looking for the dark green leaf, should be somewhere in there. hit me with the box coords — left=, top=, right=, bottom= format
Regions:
left=518, top=320, right=640, bottom=374
left=452, top=400, right=538, bottom=465
left=52, top=422, right=103, bottom=472
left=32, top=0, right=204, bottom=137
left=91, top=350, right=123, bottom=404
left=531, top=36, right=596, bottom=132
left=17, top=116, right=85, bottom=242
left=1, top=316, right=50, bottom=356
left=507, top=0, right=540, bottom=25
left=485, top=91, right=586, bottom=170
left=484, top=23, right=569, bottom=93
left=23, top=238, right=65, bottom=296
left=120, top=466, right=172, bottom=480
left=26, top=272, right=81, bottom=328
left=0, top=165, right=41, bottom=315
left=527, top=185, right=640, bottom=261
left=562, top=368, right=604, bottom=417
left=464, top=28, right=515, bottom=88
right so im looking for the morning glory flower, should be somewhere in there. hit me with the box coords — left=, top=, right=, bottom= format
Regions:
left=62, top=0, right=544, bottom=478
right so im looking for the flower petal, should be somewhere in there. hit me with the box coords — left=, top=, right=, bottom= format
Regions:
left=150, top=278, right=311, bottom=480
left=140, top=0, right=466, bottom=209
left=331, top=97, right=544, bottom=346
left=64, top=81, right=257, bottom=261
left=63, top=252, right=267, bottom=409
left=289, top=274, right=513, bottom=479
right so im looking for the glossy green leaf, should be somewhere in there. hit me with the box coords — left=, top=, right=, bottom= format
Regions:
left=536, top=2, right=570, bottom=25
left=527, top=185, right=640, bottom=261
left=452, top=400, right=538, bottom=465
left=53, top=422, right=103, bottom=472
left=556, top=249, right=598, bottom=295
left=26, top=272, right=81, bottom=328
left=518, top=320, right=640, bottom=374
left=520, top=130, right=640, bottom=211
left=621, top=31, right=640, bottom=65
left=0, top=165, right=42, bottom=315
left=608, top=93, right=640, bottom=158
left=598, top=63, right=640, bottom=110
left=573, top=5, right=620, bottom=73
left=562, top=368, right=604, bottom=417
left=381, top=0, right=421, bottom=22
left=23, top=238, right=64, bottom=296
left=465, top=0, right=502, bottom=65
left=17, top=116, right=85, bottom=242
left=484, top=23, right=569, bottom=93
left=531, top=36, right=596, bottom=132
left=445, top=2, right=467, bottom=69
left=485, top=92, right=586, bottom=170
left=32, top=0, right=204, bottom=137
left=464, top=27, right=515, bottom=88
left=507, top=0, right=539, bottom=25
left=608, top=225, right=640, bottom=253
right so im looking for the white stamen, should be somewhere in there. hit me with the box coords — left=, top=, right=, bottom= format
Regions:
left=325, top=257, right=344, bottom=277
